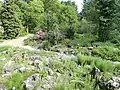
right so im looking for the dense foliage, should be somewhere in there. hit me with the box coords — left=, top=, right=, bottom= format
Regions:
left=0, top=0, right=22, bottom=39
left=1, top=0, right=120, bottom=90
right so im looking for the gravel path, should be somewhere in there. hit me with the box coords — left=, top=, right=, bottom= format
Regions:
left=0, top=34, right=36, bottom=50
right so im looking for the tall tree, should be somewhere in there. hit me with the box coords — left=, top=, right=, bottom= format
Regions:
left=98, top=0, right=116, bottom=41
left=83, top=0, right=118, bottom=41
left=15, top=0, right=44, bottom=33
left=58, top=1, right=79, bottom=38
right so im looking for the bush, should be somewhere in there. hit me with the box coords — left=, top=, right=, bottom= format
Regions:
left=92, top=45, right=120, bottom=61
left=73, top=34, right=97, bottom=47
left=50, top=44, right=67, bottom=52
left=24, top=36, right=40, bottom=46
left=75, top=47, right=90, bottom=55
left=114, top=63, right=120, bottom=70
left=61, top=39, right=72, bottom=47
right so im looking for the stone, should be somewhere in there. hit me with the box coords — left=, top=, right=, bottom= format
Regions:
left=88, top=46, right=93, bottom=50
left=23, top=73, right=41, bottom=90
left=0, top=82, right=6, bottom=90
left=48, top=68, right=54, bottom=76
left=18, top=66, right=30, bottom=73
left=12, top=86, right=16, bottom=90
left=99, top=76, right=120, bottom=90
left=3, top=61, right=16, bottom=73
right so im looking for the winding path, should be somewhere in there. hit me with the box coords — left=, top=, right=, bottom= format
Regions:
left=0, top=34, right=37, bottom=50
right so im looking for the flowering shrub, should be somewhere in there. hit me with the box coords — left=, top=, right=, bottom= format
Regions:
left=36, top=30, right=47, bottom=40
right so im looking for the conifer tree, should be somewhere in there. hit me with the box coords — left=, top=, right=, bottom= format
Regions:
left=0, top=0, right=21, bottom=39
left=98, top=0, right=116, bottom=41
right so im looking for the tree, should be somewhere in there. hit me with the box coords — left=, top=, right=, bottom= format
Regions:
left=58, top=1, right=79, bottom=37
left=83, top=0, right=118, bottom=42
left=15, top=0, right=44, bottom=33
left=98, top=0, right=116, bottom=41
left=0, top=0, right=22, bottom=39
left=82, top=0, right=99, bottom=35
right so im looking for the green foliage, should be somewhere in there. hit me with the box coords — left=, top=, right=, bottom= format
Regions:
left=61, top=39, right=72, bottom=47
left=4, top=71, right=35, bottom=90
left=0, top=45, right=12, bottom=52
left=114, top=63, right=120, bottom=70
left=0, top=46, right=119, bottom=90
left=98, top=0, right=117, bottom=41
left=83, top=0, right=119, bottom=42
left=46, top=29, right=63, bottom=45
left=77, top=54, right=98, bottom=66
left=92, top=45, right=120, bottom=61
left=24, top=36, right=40, bottom=46
left=49, top=59, right=64, bottom=74
left=0, top=60, right=6, bottom=75
left=77, top=54, right=115, bottom=72
left=58, top=2, right=79, bottom=33
left=73, top=34, right=97, bottom=47
left=0, top=0, right=22, bottom=39
left=78, top=19, right=97, bottom=34
left=53, top=82, right=75, bottom=90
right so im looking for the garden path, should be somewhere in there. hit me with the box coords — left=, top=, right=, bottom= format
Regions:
left=0, top=34, right=37, bottom=50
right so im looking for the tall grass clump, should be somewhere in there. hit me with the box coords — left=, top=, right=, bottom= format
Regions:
left=77, top=54, right=115, bottom=72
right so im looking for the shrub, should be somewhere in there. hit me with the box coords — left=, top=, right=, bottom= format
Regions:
left=1, top=0, right=22, bottom=39
left=92, top=45, right=120, bottom=61
left=75, top=47, right=90, bottom=55
left=114, top=63, right=120, bottom=70
left=61, top=39, right=72, bottom=47
left=24, top=36, right=40, bottom=46
left=73, top=34, right=97, bottom=47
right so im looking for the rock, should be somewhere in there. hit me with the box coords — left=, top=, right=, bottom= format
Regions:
left=99, top=76, right=120, bottom=90
left=3, top=61, right=16, bottom=73
left=48, top=68, right=54, bottom=76
left=0, top=82, right=6, bottom=90
left=2, top=61, right=17, bottom=77
left=23, top=73, right=41, bottom=90
left=42, top=75, right=55, bottom=89
left=0, top=58, right=6, bottom=61
left=112, top=82, right=119, bottom=88
left=2, top=72, right=11, bottom=78
left=88, top=46, right=93, bottom=50
left=28, top=55, right=42, bottom=61
left=36, top=86, right=44, bottom=90
left=111, top=76, right=120, bottom=82
left=12, top=86, right=16, bottom=90
left=18, top=66, right=31, bottom=73
left=42, top=82, right=52, bottom=89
